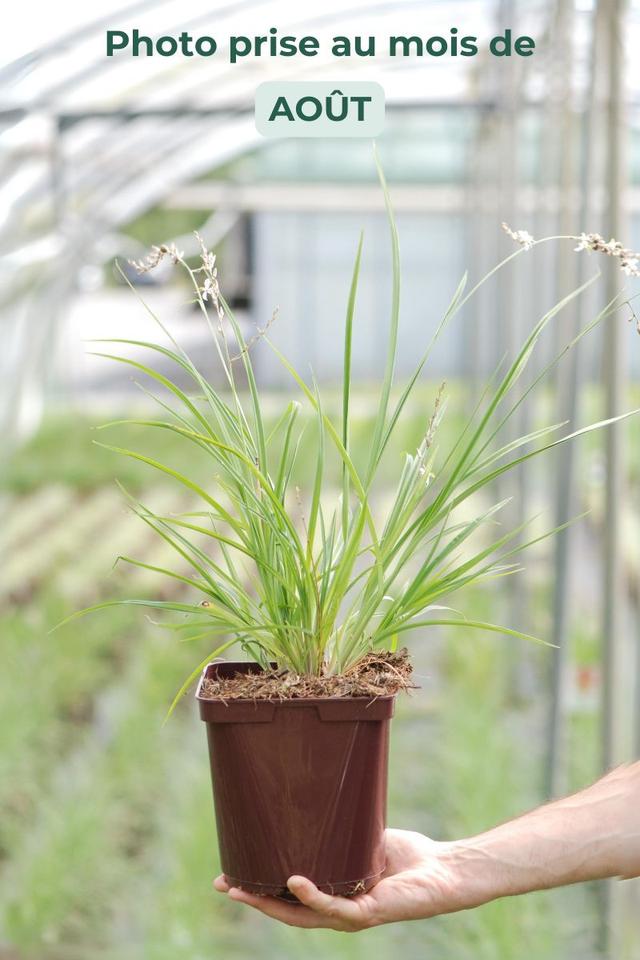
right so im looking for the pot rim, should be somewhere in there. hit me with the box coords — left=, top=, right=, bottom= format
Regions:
left=195, top=658, right=397, bottom=706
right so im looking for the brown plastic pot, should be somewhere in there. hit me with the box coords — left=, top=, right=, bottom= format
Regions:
left=196, top=660, right=395, bottom=898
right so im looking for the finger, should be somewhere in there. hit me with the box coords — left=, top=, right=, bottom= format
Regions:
left=213, top=875, right=230, bottom=892
left=226, top=887, right=335, bottom=928
left=287, top=876, right=364, bottom=926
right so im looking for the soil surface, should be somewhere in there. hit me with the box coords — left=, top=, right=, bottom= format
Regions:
left=200, top=649, right=414, bottom=701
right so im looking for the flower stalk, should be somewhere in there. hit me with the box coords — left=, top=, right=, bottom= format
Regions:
left=59, top=173, right=639, bottom=714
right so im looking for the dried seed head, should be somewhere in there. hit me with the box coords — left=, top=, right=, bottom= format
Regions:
left=502, top=224, right=640, bottom=326
left=195, top=233, right=225, bottom=320
left=128, top=242, right=183, bottom=274
left=574, top=232, right=640, bottom=279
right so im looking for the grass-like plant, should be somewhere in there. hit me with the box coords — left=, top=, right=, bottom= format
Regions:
left=65, top=155, right=637, bottom=712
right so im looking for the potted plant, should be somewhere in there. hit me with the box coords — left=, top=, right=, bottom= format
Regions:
left=67, top=160, right=637, bottom=901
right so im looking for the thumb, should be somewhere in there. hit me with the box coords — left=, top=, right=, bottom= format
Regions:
left=287, top=876, right=336, bottom=911
left=287, top=876, right=360, bottom=923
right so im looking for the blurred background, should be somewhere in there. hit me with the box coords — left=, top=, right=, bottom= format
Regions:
left=1, top=1, right=640, bottom=958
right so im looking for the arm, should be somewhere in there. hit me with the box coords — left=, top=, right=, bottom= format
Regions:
left=213, top=762, right=640, bottom=931
left=442, top=760, right=640, bottom=903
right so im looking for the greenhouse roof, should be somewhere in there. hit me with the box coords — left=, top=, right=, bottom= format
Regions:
left=3, top=0, right=640, bottom=443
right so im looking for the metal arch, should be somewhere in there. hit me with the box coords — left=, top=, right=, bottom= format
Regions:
left=3, top=0, right=493, bottom=110
left=0, top=0, right=565, bottom=448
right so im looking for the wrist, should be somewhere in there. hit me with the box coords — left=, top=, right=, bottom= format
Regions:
left=409, top=839, right=505, bottom=919
left=414, top=762, right=640, bottom=922
left=434, top=838, right=510, bottom=913
left=435, top=768, right=640, bottom=909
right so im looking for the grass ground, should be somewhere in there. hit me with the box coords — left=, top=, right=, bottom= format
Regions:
left=0, top=396, right=626, bottom=959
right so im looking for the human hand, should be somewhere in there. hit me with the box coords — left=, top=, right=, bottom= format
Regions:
left=214, top=764, right=640, bottom=931
left=213, top=828, right=462, bottom=932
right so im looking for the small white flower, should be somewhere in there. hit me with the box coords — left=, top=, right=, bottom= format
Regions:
left=166, top=243, right=184, bottom=263
left=621, top=258, right=639, bottom=277
left=502, top=222, right=535, bottom=251
left=604, top=238, right=622, bottom=257
left=202, top=278, right=215, bottom=300
left=195, top=232, right=219, bottom=275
